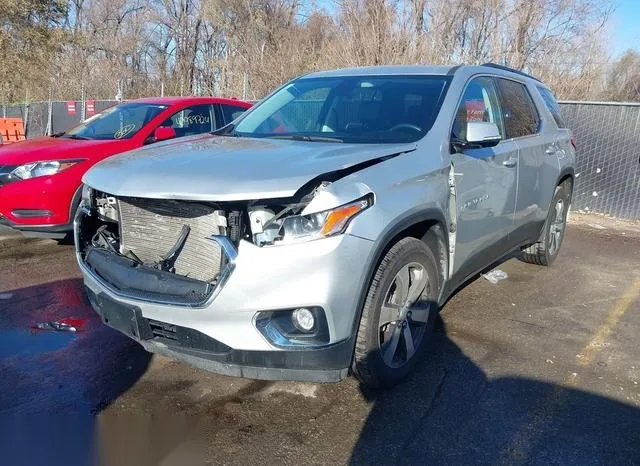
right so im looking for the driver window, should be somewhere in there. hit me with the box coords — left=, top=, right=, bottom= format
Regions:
left=452, top=77, right=504, bottom=141
left=161, top=104, right=215, bottom=137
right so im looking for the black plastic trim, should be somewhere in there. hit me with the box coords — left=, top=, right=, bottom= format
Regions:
left=11, top=209, right=53, bottom=218
left=557, top=166, right=575, bottom=189
left=85, top=247, right=213, bottom=305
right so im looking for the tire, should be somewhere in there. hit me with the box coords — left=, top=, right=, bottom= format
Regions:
left=352, top=237, right=439, bottom=389
left=521, top=180, right=572, bottom=266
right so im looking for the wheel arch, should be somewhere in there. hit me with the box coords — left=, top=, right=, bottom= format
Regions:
left=349, top=208, right=449, bottom=338
left=557, top=166, right=575, bottom=194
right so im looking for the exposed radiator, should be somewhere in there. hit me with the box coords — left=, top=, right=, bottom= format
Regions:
left=117, top=197, right=225, bottom=282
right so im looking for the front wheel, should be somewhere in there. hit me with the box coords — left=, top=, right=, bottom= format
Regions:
left=521, top=181, right=572, bottom=266
left=352, top=237, right=439, bottom=389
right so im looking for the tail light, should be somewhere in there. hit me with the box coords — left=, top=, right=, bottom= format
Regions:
left=570, top=135, right=577, bottom=150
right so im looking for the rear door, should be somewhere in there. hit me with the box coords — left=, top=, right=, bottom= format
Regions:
left=494, top=78, right=559, bottom=243
left=450, top=76, right=519, bottom=276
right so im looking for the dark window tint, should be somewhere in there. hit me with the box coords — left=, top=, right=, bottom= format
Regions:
left=221, top=104, right=249, bottom=125
left=452, top=76, right=504, bottom=140
left=537, top=86, right=566, bottom=128
left=495, top=79, right=540, bottom=138
left=161, top=104, right=214, bottom=137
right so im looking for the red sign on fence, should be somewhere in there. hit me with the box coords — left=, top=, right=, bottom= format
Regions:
left=86, top=100, right=95, bottom=116
left=67, top=101, right=76, bottom=115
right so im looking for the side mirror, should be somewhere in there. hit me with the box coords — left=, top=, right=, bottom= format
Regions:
left=153, top=126, right=176, bottom=142
left=465, top=121, right=501, bottom=147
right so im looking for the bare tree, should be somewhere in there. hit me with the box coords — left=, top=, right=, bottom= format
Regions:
left=0, top=0, right=628, bottom=103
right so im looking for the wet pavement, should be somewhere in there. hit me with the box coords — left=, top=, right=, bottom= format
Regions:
left=0, top=222, right=639, bottom=465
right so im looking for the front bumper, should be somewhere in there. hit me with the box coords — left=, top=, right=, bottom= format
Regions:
left=0, top=176, right=80, bottom=237
left=85, top=288, right=352, bottom=382
left=78, top=222, right=375, bottom=380
left=0, top=214, right=72, bottom=238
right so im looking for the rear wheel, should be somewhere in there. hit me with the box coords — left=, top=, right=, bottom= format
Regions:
left=521, top=181, right=571, bottom=266
left=352, top=237, right=439, bottom=389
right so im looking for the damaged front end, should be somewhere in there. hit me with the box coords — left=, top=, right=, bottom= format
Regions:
left=75, top=182, right=373, bottom=307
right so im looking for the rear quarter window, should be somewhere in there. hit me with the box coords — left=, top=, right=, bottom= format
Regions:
left=537, top=87, right=567, bottom=128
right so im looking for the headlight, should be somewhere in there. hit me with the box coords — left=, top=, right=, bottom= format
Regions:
left=11, top=159, right=84, bottom=181
left=266, top=194, right=373, bottom=245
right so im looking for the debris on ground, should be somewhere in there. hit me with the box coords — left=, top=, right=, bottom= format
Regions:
left=482, top=269, right=508, bottom=284
left=32, top=317, right=88, bottom=333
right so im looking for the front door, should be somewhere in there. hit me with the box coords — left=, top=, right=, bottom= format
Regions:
left=450, top=76, right=519, bottom=277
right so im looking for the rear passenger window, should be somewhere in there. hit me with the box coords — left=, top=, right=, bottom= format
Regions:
left=495, top=79, right=539, bottom=138
left=452, top=76, right=504, bottom=141
left=537, top=87, right=566, bottom=128
left=221, top=104, right=249, bottom=125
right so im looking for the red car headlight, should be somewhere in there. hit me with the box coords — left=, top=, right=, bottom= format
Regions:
left=11, top=159, right=85, bottom=181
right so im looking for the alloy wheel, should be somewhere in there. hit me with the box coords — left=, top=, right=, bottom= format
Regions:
left=378, top=262, right=432, bottom=368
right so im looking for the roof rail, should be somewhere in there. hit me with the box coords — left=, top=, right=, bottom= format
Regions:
left=481, top=63, right=542, bottom=83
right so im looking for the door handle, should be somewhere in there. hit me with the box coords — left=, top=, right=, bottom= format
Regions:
left=502, top=157, right=517, bottom=168
left=545, top=145, right=557, bottom=155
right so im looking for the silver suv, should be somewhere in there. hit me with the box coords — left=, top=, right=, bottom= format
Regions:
left=75, top=64, right=575, bottom=388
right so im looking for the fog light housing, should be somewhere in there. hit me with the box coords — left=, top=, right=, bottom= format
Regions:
left=255, top=306, right=329, bottom=348
left=292, top=308, right=315, bottom=332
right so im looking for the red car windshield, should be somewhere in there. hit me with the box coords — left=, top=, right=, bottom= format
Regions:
left=64, top=102, right=168, bottom=140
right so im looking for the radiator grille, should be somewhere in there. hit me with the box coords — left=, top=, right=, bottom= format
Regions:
left=117, top=197, right=224, bottom=282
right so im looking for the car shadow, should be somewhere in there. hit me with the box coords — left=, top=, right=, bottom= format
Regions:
left=0, top=278, right=151, bottom=466
left=350, top=315, right=640, bottom=465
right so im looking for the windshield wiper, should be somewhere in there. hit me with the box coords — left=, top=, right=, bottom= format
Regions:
left=51, top=131, right=65, bottom=138
left=65, top=134, right=92, bottom=140
left=271, top=135, right=344, bottom=143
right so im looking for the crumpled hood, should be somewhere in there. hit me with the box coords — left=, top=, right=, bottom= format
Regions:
left=83, top=135, right=416, bottom=201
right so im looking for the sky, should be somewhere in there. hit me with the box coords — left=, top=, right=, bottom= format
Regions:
left=611, top=0, right=640, bottom=56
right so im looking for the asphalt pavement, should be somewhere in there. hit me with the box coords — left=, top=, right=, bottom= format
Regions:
left=0, top=220, right=638, bottom=466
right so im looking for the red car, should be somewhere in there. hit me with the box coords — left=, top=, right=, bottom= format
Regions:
left=0, top=97, right=251, bottom=238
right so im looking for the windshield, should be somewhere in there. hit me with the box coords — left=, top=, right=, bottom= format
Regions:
left=232, top=75, right=451, bottom=143
left=64, top=103, right=168, bottom=140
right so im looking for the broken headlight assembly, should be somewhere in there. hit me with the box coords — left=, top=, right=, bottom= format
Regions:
left=251, top=194, right=373, bottom=246
left=80, top=184, right=93, bottom=209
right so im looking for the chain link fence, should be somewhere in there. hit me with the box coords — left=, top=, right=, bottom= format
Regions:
left=2, top=100, right=118, bottom=138
left=559, top=102, right=640, bottom=219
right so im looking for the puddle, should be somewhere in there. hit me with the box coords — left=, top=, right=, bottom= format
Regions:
left=0, top=329, right=77, bottom=358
